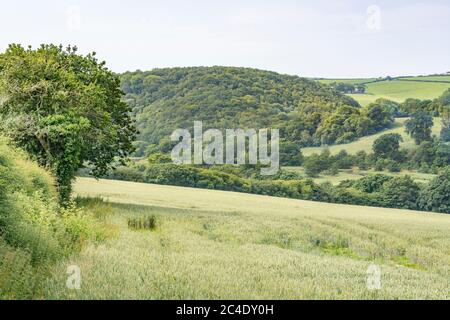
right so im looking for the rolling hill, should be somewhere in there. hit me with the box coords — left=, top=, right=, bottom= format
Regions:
left=120, top=67, right=368, bottom=155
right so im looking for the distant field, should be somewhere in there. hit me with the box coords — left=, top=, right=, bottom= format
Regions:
left=40, top=177, right=450, bottom=299
left=302, top=118, right=443, bottom=156
left=317, top=76, right=450, bottom=106
left=400, top=76, right=450, bottom=83
left=366, top=80, right=450, bottom=101
left=283, top=167, right=436, bottom=185
left=317, top=78, right=379, bottom=85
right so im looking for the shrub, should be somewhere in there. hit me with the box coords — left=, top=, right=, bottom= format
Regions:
left=348, top=174, right=393, bottom=193
left=128, top=215, right=158, bottom=230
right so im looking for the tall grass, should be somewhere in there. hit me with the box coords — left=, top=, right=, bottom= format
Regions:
left=0, top=138, right=114, bottom=299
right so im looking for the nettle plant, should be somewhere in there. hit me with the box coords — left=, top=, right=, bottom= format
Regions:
left=0, top=44, right=136, bottom=204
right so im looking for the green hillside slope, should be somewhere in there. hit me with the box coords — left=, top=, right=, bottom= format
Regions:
left=120, top=67, right=371, bottom=155
left=302, top=118, right=443, bottom=156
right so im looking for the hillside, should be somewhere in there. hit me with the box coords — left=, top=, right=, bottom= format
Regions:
left=39, top=177, right=450, bottom=299
left=302, top=117, right=443, bottom=156
left=120, top=67, right=374, bottom=155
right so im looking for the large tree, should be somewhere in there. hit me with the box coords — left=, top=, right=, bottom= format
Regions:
left=419, top=168, right=450, bottom=214
left=405, top=112, right=433, bottom=145
left=0, top=44, right=136, bottom=203
left=372, top=133, right=403, bottom=160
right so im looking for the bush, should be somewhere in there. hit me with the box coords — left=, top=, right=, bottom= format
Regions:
left=143, top=164, right=251, bottom=192
left=0, top=137, right=112, bottom=298
left=385, top=160, right=401, bottom=172
left=128, top=215, right=157, bottom=230
left=347, top=174, right=393, bottom=193
left=104, top=166, right=146, bottom=182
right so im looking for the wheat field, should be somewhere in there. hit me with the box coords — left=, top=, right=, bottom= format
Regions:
left=39, top=177, right=450, bottom=299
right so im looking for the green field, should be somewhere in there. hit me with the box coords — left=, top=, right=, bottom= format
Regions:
left=318, top=76, right=450, bottom=106
left=39, top=177, right=450, bottom=299
left=302, top=118, right=443, bottom=156
left=400, top=76, right=450, bottom=83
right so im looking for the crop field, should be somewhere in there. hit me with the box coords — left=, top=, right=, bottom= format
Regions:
left=39, top=177, right=450, bottom=299
left=302, top=118, right=443, bottom=156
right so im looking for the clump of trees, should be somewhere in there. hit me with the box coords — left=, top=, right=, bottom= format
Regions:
left=329, top=82, right=366, bottom=94
left=0, top=44, right=136, bottom=203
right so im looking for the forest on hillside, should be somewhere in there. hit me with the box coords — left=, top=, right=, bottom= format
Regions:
left=121, top=67, right=400, bottom=156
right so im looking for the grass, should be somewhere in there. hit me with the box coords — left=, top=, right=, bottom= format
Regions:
left=365, top=80, right=450, bottom=102
left=38, top=177, right=450, bottom=299
left=317, top=76, right=450, bottom=106
left=302, top=118, right=443, bottom=156
left=400, top=76, right=450, bottom=83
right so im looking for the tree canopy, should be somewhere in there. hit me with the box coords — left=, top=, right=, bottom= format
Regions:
left=405, top=112, right=434, bottom=145
left=0, top=44, right=136, bottom=202
left=372, top=133, right=403, bottom=160
left=120, top=67, right=396, bottom=156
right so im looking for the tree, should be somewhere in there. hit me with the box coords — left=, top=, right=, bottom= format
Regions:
left=441, top=105, right=450, bottom=142
left=405, top=112, right=433, bottom=145
left=280, top=141, right=303, bottom=166
left=363, top=102, right=395, bottom=132
left=304, top=150, right=330, bottom=177
left=380, top=176, right=421, bottom=210
left=419, top=168, right=450, bottom=214
left=437, top=88, right=450, bottom=109
left=0, top=44, right=136, bottom=203
left=372, top=133, right=403, bottom=160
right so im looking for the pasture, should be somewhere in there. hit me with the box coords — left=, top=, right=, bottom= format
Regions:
left=318, top=76, right=450, bottom=106
left=302, top=118, right=443, bottom=156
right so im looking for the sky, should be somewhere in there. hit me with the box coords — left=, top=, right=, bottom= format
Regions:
left=1, top=0, right=449, bottom=78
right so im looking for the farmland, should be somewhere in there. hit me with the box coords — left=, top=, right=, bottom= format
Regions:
left=39, top=178, right=450, bottom=299
left=317, top=76, right=450, bottom=106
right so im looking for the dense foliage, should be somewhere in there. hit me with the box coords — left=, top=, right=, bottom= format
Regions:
left=121, top=67, right=397, bottom=157
left=418, top=168, right=450, bottom=213
left=0, top=137, right=109, bottom=298
left=93, top=160, right=450, bottom=214
left=405, top=112, right=434, bottom=145
left=0, top=44, right=136, bottom=203
left=328, top=82, right=366, bottom=94
left=372, top=133, right=403, bottom=160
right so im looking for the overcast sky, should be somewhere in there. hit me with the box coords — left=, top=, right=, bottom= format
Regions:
left=1, top=0, right=449, bottom=78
